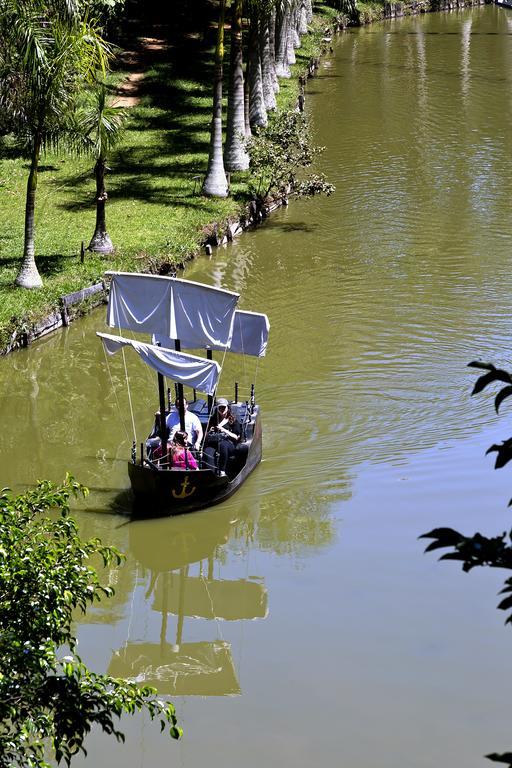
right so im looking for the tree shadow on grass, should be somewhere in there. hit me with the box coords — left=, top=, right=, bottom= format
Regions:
left=37, top=253, right=78, bottom=277
left=139, top=72, right=215, bottom=115
left=55, top=166, right=210, bottom=212
left=0, top=254, right=21, bottom=269
left=0, top=143, right=25, bottom=161
left=39, top=27, right=237, bottom=215
left=54, top=134, right=213, bottom=212
left=0, top=253, right=73, bottom=281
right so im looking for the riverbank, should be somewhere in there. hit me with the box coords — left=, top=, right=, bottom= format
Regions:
left=0, top=0, right=487, bottom=354
left=0, top=4, right=340, bottom=354
left=356, top=0, right=487, bottom=23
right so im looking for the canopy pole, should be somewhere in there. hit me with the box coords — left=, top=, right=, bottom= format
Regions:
left=156, top=341, right=168, bottom=464
left=157, top=371, right=167, bottom=461
left=176, top=566, right=189, bottom=647
left=175, top=339, right=186, bottom=431
left=207, top=349, right=213, bottom=414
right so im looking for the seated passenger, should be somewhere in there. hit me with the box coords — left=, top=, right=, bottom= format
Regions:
left=171, top=431, right=198, bottom=470
left=152, top=427, right=172, bottom=467
left=204, top=399, right=241, bottom=475
left=166, top=397, right=203, bottom=451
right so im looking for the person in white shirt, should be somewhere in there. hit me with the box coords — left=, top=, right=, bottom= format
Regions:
left=166, top=397, right=203, bottom=450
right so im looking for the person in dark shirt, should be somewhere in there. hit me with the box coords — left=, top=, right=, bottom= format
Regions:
left=204, top=398, right=241, bottom=474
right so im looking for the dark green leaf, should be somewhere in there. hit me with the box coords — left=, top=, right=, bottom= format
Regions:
left=468, top=361, right=495, bottom=370
left=472, top=369, right=512, bottom=396
left=486, top=753, right=512, bottom=765
left=486, top=439, right=512, bottom=469
left=495, top=386, right=512, bottom=413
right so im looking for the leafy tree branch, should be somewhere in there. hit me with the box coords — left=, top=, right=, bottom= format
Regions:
left=0, top=475, right=181, bottom=768
left=421, top=361, right=512, bottom=767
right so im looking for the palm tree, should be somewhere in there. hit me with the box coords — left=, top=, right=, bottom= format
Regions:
left=0, top=0, right=111, bottom=288
left=202, top=0, right=229, bottom=197
left=247, top=8, right=268, bottom=129
left=259, top=5, right=277, bottom=111
left=224, top=0, right=249, bottom=172
left=78, top=84, right=126, bottom=254
left=275, top=0, right=292, bottom=78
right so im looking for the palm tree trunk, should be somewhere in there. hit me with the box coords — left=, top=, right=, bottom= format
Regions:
left=203, top=0, right=229, bottom=197
left=248, top=11, right=267, bottom=129
left=298, top=0, right=309, bottom=35
left=275, top=0, right=292, bottom=79
left=244, top=64, right=252, bottom=138
left=224, top=0, right=249, bottom=171
left=269, top=7, right=280, bottom=93
left=16, top=136, right=43, bottom=289
left=287, top=0, right=297, bottom=64
left=260, top=11, right=277, bottom=111
left=291, top=1, right=301, bottom=50
left=89, top=157, right=114, bottom=253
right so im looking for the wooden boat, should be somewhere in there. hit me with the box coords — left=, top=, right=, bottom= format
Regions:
left=97, top=271, right=269, bottom=515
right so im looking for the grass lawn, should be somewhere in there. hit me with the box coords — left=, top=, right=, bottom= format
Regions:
left=0, top=4, right=337, bottom=350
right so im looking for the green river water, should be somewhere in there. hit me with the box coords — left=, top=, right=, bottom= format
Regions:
left=3, top=5, right=512, bottom=766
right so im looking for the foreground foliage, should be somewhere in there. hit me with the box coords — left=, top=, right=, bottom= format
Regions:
left=421, top=361, right=512, bottom=766
left=0, top=475, right=181, bottom=767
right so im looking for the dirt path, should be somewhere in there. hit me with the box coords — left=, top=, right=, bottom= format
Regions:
left=115, top=36, right=169, bottom=107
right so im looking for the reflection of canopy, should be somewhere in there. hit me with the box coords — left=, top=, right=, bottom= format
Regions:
left=129, top=507, right=235, bottom=572
left=108, top=641, right=240, bottom=696
left=106, top=271, right=239, bottom=348
left=97, top=333, right=221, bottom=394
left=154, top=310, right=270, bottom=358
left=152, top=576, right=268, bottom=620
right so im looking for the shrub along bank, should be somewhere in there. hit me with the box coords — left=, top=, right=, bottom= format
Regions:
left=0, top=4, right=339, bottom=354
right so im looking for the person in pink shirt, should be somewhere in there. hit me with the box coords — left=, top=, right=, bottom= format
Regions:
left=171, top=431, right=198, bottom=470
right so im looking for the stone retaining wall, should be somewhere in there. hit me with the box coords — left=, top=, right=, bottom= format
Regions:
left=4, top=282, right=107, bottom=355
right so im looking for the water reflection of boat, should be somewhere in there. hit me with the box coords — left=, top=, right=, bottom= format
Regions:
left=153, top=574, right=267, bottom=621
left=108, top=506, right=268, bottom=697
left=109, top=638, right=240, bottom=696
left=97, top=272, right=269, bottom=515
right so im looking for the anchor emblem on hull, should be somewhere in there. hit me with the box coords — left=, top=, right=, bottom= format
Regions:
left=172, top=476, right=196, bottom=499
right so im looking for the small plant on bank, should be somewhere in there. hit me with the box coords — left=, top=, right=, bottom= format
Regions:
left=244, top=110, right=335, bottom=205
left=0, top=475, right=181, bottom=767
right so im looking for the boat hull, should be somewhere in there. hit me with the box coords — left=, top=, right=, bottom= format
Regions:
left=128, top=409, right=262, bottom=516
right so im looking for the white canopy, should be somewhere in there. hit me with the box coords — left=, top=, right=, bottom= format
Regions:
left=106, top=272, right=239, bottom=349
left=98, top=333, right=221, bottom=395
left=226, top=310, right=269, bottom=357
left=154, top=310, right=270, bottom=358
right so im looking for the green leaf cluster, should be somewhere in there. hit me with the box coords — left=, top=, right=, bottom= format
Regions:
left=0, top=0, right=113, bottom=156
left=0, top=475, right=180, bottom=768
left=244, top=110, right=335, bottom=201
